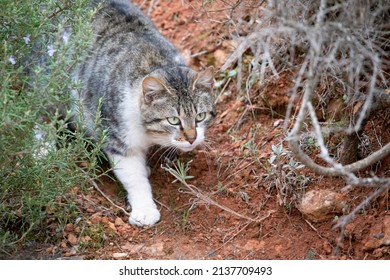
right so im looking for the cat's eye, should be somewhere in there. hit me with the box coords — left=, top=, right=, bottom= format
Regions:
left=167, top=116, right=181, bottom=125
left=195, top=112, right=206, bottom=122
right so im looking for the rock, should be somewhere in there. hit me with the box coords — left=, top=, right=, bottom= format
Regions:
left=115, top=217, right=125, bottom=226
left=64, top=223, right=74, bottom=232
left=113, top=252, right=128, bottom=259
left=69, top=246, right=78, bottom=256
left=121, top=242, right=145, bottom=254
left=90, top=214, right=102, bottom=224
left=60, top=240, right=68, bottom=248
left=107, top=221, right=118, bottom=233
left=273, top=119, right=283, bottom=127
left=142, top=242, right=165, bottom=257
left=67, top=233, right=78, bottom=245
left=243, top=240, right=265, bottom=251
left=80, top=236, right=91, bottom=243
left=214, top=49, right=229, bottom=67
left=121, top=242, right=166, bottom=257
left=298, top=190, right=345, bottom=223
left=363, top=216, right=390, bottom=251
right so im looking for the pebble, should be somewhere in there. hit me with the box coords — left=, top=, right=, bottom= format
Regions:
left=298, top=189, right=345, bottom=223
left=115, top=217, right=125, bottom=226
left=67, top=233, right=78, bottom=245
left=113, top=252, right=128, bottom=259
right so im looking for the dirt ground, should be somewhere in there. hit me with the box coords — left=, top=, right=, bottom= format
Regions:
left=11, top=0, right=390, bottom=260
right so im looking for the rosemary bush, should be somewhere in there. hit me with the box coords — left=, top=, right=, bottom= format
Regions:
left=0, top=0, right=104, bottom=255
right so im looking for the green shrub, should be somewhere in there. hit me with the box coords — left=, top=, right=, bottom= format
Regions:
left=0, top=0, right=105, bottom=255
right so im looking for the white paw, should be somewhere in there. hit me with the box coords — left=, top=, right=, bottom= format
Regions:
left=129, top=206, right=160, bottom=226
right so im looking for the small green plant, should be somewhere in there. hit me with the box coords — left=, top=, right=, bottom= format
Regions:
left=166, top=159, right=194, bottom=184
left=305, top=248, right=316, bottom=260
left=216, top=182, right=229, bottom=196
left=179, top=207, right=192, bottom=231
left=79, top=223, right=107, bottom=251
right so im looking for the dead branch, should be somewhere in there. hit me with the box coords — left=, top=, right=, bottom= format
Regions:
left=289, top=139, right=390, bottom=177
left=340, top=90, right=390, bottom=165
left=162, top=163, right=264, bottom=222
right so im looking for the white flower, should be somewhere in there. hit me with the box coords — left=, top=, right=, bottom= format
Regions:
left=62, top=30, right=70, bottom=45
left=47, top=45, right=55, bottom=57
left=9, top=55, right=16, bottom=65
left=23, top=34, right=31, bottom=44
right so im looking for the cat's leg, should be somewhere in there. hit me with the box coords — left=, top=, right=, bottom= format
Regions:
left=107, top=152, right=160, bottom=226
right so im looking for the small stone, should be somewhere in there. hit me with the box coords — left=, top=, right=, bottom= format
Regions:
left=113, top=252, right=128, bottom=259
left=108, top=222, right=117, bottom=233
left=80, top=236, right=91, bottom=243
left=90, top=214, right=102, bottom=224
left=273, top=119, right=283, bottom=127
left=142, top=242, right=165, bottom=257
left=64, top=223, right=74, bottom=232
left=70, top=246, right=77, bottom=256
left=60, top=241, right=68, bottom=248
left=67, top=233, right=77, bottom=245
left=243, top=240, right=265, bottom=251
left=214, top=49, right=229, bottom=67
left=121, top=242, right=145, bottom=254
left=115, top=217, right=125, bottom=226
left=374, top=233, right=384, bottom=239
left=298, top=190, right=345, bottom=223
left=363, top=216, right=390, bottom=251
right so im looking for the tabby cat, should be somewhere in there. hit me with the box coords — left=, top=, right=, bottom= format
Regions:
left=72, top=0, right=215, bottom=226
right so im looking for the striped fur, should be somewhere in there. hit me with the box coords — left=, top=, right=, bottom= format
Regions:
left=72, top=0, right=215, bottom=226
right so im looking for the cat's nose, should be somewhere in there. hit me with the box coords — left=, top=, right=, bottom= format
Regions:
left=187, top=137, right=196, bottom=144
left=184, top=129, right=197, bottom=144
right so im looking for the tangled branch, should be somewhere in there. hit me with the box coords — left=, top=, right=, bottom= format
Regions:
left=222, top=0, right=390, bottom=233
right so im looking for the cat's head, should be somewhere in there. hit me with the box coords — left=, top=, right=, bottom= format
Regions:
left=140, top=66, right=215, bottom=152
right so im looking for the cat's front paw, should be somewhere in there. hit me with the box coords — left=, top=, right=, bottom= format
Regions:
left=129, top=206, right=160, bottom=226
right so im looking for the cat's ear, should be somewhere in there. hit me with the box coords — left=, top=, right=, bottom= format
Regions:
left=192, top=66, right=214, bottom=91
left=142, top=77, right=169, bottom=104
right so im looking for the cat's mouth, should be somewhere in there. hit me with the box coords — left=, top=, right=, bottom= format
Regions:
left=178, top=145, right=196, bottom=152
left=174, top=140, right=201, bottom=153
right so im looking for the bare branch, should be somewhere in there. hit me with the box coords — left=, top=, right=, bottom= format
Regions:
left=289, top=139, right=390, bottom=177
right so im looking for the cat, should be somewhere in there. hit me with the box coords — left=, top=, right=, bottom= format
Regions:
left=71, top=0, right=215, bottom=226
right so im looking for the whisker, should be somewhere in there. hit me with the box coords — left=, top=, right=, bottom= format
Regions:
left=147, top=140, right=175, bottom=169
left=155, top=145, right=177, bottom=168
left=148, top=145, right=169, bottom=162
left=204, top=138, right=217, bottom=145
left=165, top=146, right=178, bottom=162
